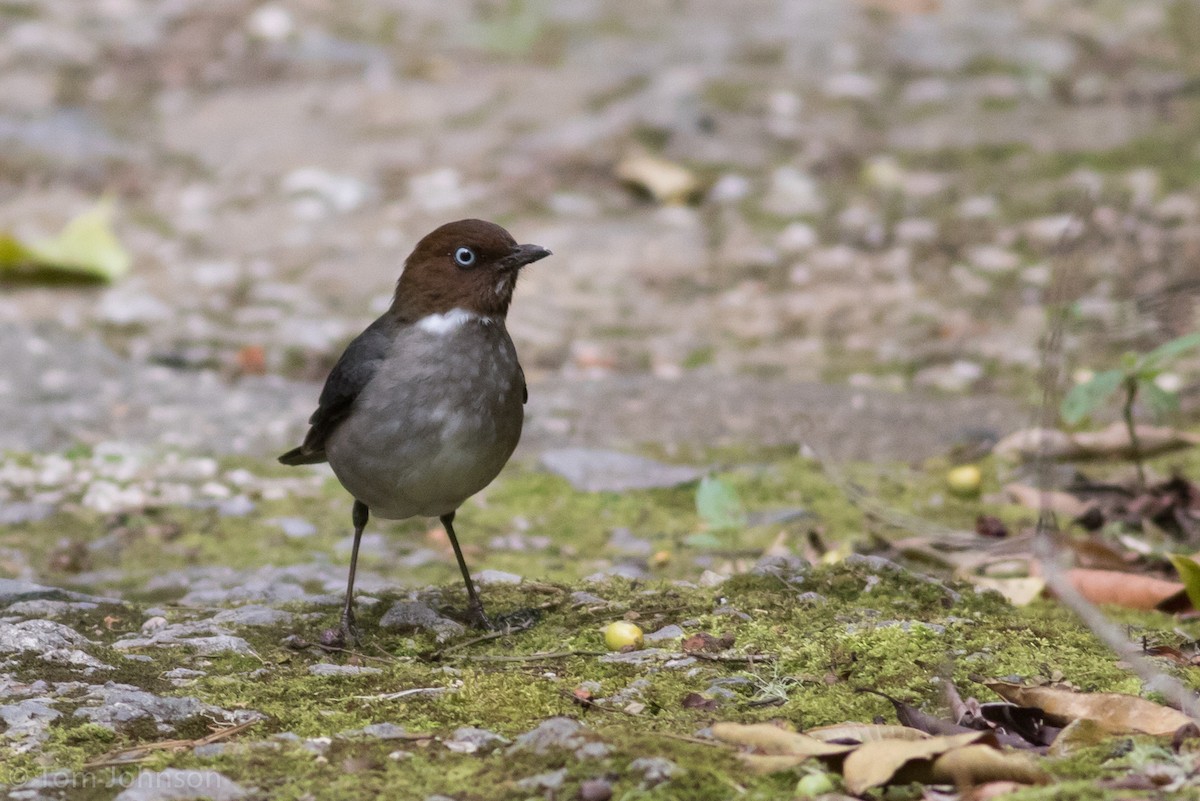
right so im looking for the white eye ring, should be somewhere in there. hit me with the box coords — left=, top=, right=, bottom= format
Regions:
left=454, top=247, right=476, bottom=267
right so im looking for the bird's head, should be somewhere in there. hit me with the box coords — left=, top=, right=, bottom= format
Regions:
left=391, top=219, right=551, bottom=321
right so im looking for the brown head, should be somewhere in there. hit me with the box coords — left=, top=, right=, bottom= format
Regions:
left=391, top=219, right=551, bottom=321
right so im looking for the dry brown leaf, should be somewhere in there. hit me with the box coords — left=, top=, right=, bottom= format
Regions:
left=615, top=153, right=700, bottom=204
left=1004, top=483, right=1090, bottom=517
left=984, top=681, right=1193, bottom=736
left=1059, top=568, right=1184, bottom=611
left=805, top=723, right=931, bottom=743
left=970, top=576, right=1046, bottom=607
left=842, top=732, right=990, bottom=794
left=710, top=722, right=855, bottom=757
left=994, top=423, right=1200, bottom=462
left=930, top=744, right=1051, bottom=786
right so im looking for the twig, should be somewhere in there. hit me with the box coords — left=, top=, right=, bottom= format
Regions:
left=691, top=652, right=776, bottom=664
left=83, top=718, right=259, bottom=768
left=450, top=650, right=606, bottom=663
left=345, top=687, right=448, bottom=702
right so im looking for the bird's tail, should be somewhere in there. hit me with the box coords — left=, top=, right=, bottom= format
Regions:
left=278, top=446, right=326, bottom=466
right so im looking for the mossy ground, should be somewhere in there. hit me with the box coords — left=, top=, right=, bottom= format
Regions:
left=4, top=449, right=1200, bottom=799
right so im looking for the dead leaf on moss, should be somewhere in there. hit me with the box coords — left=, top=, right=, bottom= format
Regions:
left=710, top=722, right=856, bottom=757
left=971, top=576, right=1046, bottom=607
left=804, top=723, right=930, bottom=744
left=841, top=731, right=991, bottom=793
left=930, top=744, right=1050, bottom=787
left=984, top=680, right=1193, bottom=736
left=1059, top=568, right=1184, bottom=611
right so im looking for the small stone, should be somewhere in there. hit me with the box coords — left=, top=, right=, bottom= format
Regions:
left=510, top=717, right=586, bottom=754
left=1, top=698, right=60, bottom=745
left=445, top=726, right=507, bottom=754
left=761, top=167, right=825, bottom=217
left=358, top=722, right=409, bottom=740
left=0, top=620, right=90, bottom=654
left=516, top=768, right=567, bottom=791
left=630, top=756, right=679, bottom=787
left=379, top=601, right=465, bottom=642
left=579, top=778, right=614, bottom=801
left=308, top=663, right=382, bottom=677
left=114, top=768, right=247, bottom=801
left=697, top=570, right=728, bottom=588
left=644, top=625, right=685, bottom=643
left=211, top=606, right=294, bottom=627
left=570, top=591, right=606, bottom=607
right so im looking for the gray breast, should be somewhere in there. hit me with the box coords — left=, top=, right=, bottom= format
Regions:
left=324, top=318, right=524, bottom=519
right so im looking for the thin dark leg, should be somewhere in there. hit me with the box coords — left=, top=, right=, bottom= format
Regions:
left=440, top=511, right=492, bottom=629
left=339, top=500, right=369, bottom=646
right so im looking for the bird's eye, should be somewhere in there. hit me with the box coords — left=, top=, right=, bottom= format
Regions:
left=453, top=247, right=477, bottom=267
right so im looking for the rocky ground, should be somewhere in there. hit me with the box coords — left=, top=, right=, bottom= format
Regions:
left=3, top=0, right=1200, bottom=799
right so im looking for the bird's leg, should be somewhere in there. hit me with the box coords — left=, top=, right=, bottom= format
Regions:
left=440, top=511, right=493, bottom=630
left=338, top=500, right=369, bottom=646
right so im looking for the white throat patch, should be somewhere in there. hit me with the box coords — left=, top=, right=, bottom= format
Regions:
left=416, top=308, right=492, bottom=335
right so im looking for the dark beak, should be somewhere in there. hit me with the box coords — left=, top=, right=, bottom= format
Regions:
left=500, top=243, right=552, bottom=270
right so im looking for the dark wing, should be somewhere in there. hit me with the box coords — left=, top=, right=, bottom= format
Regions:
left=278, top=315, right=395, bottom=466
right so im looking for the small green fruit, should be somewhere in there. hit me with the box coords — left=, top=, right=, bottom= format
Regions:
left=946, top=464, right=982, bottom=498
left=795, top=771, right=836, bottom=797
left=603, top=621, right=644, bottom=651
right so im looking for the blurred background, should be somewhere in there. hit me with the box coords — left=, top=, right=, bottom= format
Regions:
left=1, top=0, right=1198, bottom=463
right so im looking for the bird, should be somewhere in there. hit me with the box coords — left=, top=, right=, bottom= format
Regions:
left=279, top=219, right=552, bottom=645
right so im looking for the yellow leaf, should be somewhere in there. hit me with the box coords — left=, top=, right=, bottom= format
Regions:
left=1, top=198, right=132, bottom=283
left=1168, top=553, right=1200, bottom=612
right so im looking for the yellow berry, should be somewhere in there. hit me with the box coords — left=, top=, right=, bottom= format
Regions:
left=946, top=464, right=983, bottom=498
left=603, top=621, right=644, bottom=651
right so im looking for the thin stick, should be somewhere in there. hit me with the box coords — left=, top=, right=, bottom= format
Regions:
left=450, top=650, right=606, bottom=663
left=84, top=718, right=259, bottom=767
left=345, top=687, right=448, bottom=702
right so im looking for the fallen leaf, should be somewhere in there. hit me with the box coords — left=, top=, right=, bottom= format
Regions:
left=930, top=744, right=1050, bottom=787
left=994, top=423, right=1200, bottom=462
left=681, top=692, right=718, bottom=711
left=1004, top=483, right=1091, bottom=517
left=984, top=680, right=1193, bottom=736
left=1059, top=568, right=1184, bottom=611
left=805, top=723, right=930, bottom=744
left=970, top=576, right=1046, bottom=607
left=0, top=198, right=131, bottom=283
left=615, top=153, right=701, bottom=205
left=1167, top=554, right=1200, bottom=611
left=842, top=732, right=990, bottom=794
left=711, top=722, right=856, bottom=757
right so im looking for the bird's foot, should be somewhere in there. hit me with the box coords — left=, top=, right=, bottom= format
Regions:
left=319, top=612, right=362, bottom=650
left=466, top=600, right=494, bottom=631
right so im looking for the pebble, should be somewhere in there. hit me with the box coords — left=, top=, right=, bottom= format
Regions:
left=379, top=601, right=465, bottom=642
left=0, top=620, right=90, bottom=654
left=308, top=663, right=382, bottom=676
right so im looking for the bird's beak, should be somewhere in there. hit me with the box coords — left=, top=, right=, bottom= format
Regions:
left=500, top=243, right=552, bottom=271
